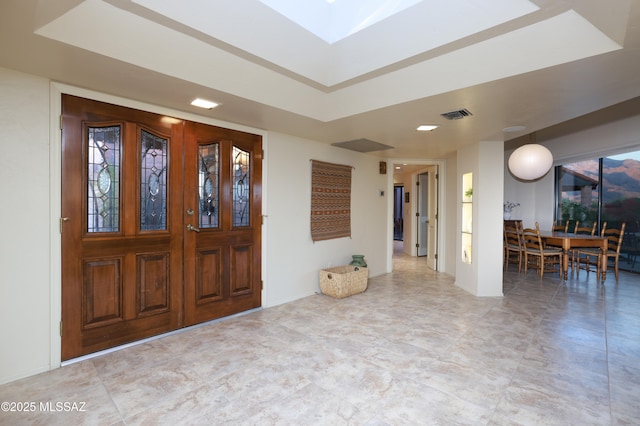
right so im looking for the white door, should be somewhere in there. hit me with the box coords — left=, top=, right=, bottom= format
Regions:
left=415, top=168, right=439, bottom=269
left=417, top=173, right=429, bottom=257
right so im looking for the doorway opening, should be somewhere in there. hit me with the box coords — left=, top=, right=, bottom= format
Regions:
left=394, top=185, right=404, bottom=240
left=392, top=163, right=440, bottom=271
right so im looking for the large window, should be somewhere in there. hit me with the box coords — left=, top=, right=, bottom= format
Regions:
left=555, top=150, right=640, bottom=273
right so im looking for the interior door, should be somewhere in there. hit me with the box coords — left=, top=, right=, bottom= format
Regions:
left=417, top=173, right=429, bottom=256
left=182, top=121, right=262, bottom=325
left=61, top=95, right=262, bottom=360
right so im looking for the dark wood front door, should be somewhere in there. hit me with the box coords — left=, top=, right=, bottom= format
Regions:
left=182, top=121, right=262, bottom=325
left=61, top=95, right=261, bottom=360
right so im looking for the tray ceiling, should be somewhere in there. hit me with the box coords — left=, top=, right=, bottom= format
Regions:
left=1, top=0, right=638, bottom=159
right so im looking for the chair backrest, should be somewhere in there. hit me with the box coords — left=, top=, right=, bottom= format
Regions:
left=604, top=222, right=626, bottom=254
left=522, top=226, right=543, bottom=252
left=574, top=222, right=596, bottom=236
left=600, top=221, right=608, bottom=236
left=552, top=220, right=569, bottom=234
left=504, top=223, right=522, bottom=250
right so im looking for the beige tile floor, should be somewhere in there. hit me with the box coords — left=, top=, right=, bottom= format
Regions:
left=1, top=244, right=640, bottom=425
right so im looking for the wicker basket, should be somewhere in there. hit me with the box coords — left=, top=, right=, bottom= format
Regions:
left=319, top=265, right=368, bottom=298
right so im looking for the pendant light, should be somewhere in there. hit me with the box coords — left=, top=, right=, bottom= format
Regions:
left=508, top=134, right=553, bottom=180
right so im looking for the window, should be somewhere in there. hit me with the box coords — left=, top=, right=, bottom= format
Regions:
left=555, top=150, right=640, bottom=273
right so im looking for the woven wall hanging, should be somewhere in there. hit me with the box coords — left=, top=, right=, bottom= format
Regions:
left=310, top=160, right=352, bottom=242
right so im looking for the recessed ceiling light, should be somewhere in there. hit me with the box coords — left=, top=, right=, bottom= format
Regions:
left=417, top=125, right=438, bottom=131
left=191, top=98, right=219, bottom=109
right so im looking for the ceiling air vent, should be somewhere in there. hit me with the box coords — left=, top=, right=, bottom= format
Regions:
left=441, top=108, right=473, bottom=120
left=331, top=138, right=394, bottom=153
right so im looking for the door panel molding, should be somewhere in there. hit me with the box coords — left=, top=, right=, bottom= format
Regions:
left=230, top=244, right=253, bottom=296
left=196, top=248, right=224, bottom=302
left=136, top=252, right=170, bottom=317
left=82, top=258, right=123, bottom=328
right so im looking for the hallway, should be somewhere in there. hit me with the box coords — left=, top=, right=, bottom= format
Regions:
left=1, top=249, right=639, bottom=424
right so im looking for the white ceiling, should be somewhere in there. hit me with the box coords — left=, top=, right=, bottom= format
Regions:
left=1, top=0, right=640, bottom=160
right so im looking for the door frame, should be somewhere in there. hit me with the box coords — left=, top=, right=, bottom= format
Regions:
left=49, top=83, right=268, bottom=368
left=386, top=160, right=445, bottom=272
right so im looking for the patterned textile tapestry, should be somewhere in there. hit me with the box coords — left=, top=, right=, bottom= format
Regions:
left=310, top=160, right=352, bottom=242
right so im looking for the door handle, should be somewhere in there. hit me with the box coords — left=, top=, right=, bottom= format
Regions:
left=60, top=217, right=70, bottom=233
left=186, top=224, right=201, bottom=233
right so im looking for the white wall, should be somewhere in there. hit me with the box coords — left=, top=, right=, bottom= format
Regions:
left=455, top=141, right=504, bottom=297
left=444, top=152, right=458, bottom=275
left=503, top=148, right=555, bottom=230
left=264, top=132, right=388, bottom=307
left=0, top=67, right=389, bottom=384
left=476, top=142, right=505, bottom=297
left=0, top=68, right=52, bottom=383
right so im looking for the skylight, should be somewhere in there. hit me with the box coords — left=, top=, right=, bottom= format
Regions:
left=259, top=0, right=422, bottom=44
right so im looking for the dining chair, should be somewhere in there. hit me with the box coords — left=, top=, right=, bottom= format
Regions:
left=569, top=220, right=580, bottom=234
left=574, top=221, right=606, bottom=278
left=570, top=221, right=597, bottom=275
left=504, top=221, right=523, bottom=272
left=574, top=222, right=597, bottom=236
left=569, top=220, right=579, bottom=234
left=522, top=224, right=563, bottom=278
left=575, top=222, right=626, bottom=281
left=601, top=222, right=626, bottom=281
left=552, top=220, right=569, bottom=234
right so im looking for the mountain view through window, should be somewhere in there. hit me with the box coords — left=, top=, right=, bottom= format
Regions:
left=555, top=150, right=640, bottom=273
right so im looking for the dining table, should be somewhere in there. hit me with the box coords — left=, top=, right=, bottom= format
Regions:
left=539, top=231, right=608, bottom=281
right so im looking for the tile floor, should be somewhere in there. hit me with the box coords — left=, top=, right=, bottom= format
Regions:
left=1, top=245, right=640, bottom=425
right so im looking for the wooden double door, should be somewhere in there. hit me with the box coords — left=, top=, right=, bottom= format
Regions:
left=61, top=95, right=262, bottom=360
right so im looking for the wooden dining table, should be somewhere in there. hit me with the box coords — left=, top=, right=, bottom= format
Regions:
left=539, top=231, right=608, bottom=281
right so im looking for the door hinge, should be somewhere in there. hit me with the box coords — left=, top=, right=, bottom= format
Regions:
left=416, top=180, right=420, bottom=186
left=60, top=115, right=63, bottom=131
left=415, top=243, right=420, bottom=248
left=261, top=280, right=264, bottom=290
left=416, top=212, right=419, bottom=217
left=59, top=321, right=63, bottom=337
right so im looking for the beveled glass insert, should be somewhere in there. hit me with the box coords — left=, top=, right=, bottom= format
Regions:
left=140, top=130, right=168, bottom=231
left=88, top=126, right=121, bottom=233
left=199, top=143, right=219, bottom=228
left=232, top=146, right=250, bottom=227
